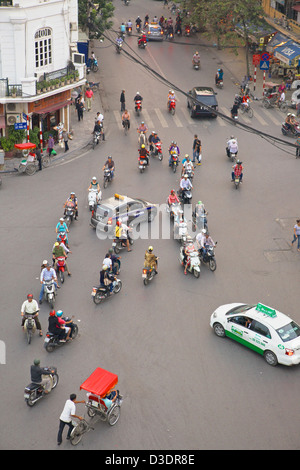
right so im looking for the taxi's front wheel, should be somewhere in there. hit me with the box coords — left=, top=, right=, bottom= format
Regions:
left=213, top=322, right=226, bottom=338
left=263, top=350, right=278, bottom=367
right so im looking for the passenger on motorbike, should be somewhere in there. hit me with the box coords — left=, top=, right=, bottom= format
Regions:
left=102, top=156, right=115, bottom=179
left=192, top=51, right=200, bottom=66
left=64, top=192, right=78, bottom=220
left=168, top=189, right=180, bottom=206
left=138, top=121, right=148, bottom=136
left=48, top=310, right=67, bottom=342
left=182, top=236, right=196, bottom=275
left=39, top=264, right=58, bottom=304
left=215, top=68, right=223, bottom=85
left=30, top=359, right=53, bottom=393
left=139, top=144, right=149, bottom=166
left=108, top=248, right=121, bottom=275
left=136, top=16, right=142, bottom=29
left=226, top=136, right=238, bottom=158
left=56, top=310, right=72, bottom=341
left=115, top=219, right=132, bottom=252
left=196, top=229, right=215, bottom=258
left=56, top=218, right=69, bottom=235
left=52, top=242, right=71, bottom=276
left=144, top=246, right=158, bottom=273
left=168, top=141, right=180, bottom=165
left=122, top=109, right=130, bottom=130
left=231, top=160, right=243, bottom=182
left=182, top=154, right=194, bottom=177
left=21, top=294, right=43, bottom=336
left=99, top=264, right=114, bottom=294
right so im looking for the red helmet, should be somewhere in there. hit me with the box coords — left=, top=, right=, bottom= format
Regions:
left=27, top=294, right=33, bottom=299
left=49, top=310, right=56, bottom=316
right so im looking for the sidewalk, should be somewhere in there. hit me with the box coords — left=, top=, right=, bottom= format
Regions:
left=1, top=72, right=105, bottom=174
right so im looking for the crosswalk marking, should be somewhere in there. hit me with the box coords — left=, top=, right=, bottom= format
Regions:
left=143, top=109, right=154, bottom=128
left=252, top=110, right=268, bottom=126
left=260, top=108, right=282, bottom=126
left=172, top=113, right=184, bottom=127
left=181, top=107, right=195, bottom=125
left=113, top=110, right=123, bottom=130
left=155, top=108, right=168, bottom=128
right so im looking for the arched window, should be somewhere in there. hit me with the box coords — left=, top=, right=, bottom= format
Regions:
left=35, top=28, right=52, bottom=68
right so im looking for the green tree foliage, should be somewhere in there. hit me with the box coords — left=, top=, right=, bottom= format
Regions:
left=78, top=0, right=114, bottom=39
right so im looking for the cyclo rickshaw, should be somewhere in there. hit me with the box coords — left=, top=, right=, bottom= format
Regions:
left=15, top=142, right=50, bottom=175
left=80, top=367, right=123, bottom=426
left=262, top=82, right=288, bottom=112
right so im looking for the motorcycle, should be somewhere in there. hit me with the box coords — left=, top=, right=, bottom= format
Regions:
left=169, top=152, right=179, bottom=172
left=103, top=168, right=113, bottom=189
left=138, top=156, right=148, bottom=173
left=184, top=26, right=191, bottom=37
left=57, top=231, right=68, bottom=247
left=138, top=130, right=147, bottom=148
left=44, top=316, right=79, bottom=352
left=233, top=175, right=241, bottom=189
left=55, top=256, right=66, bottom=283
left=91, top=278, right=122, bottom=304
left=138, top=39, right=147, bottom=49
left=112, top=234, right=133, bottom=254
left=281, top=122, right=300, bottom=137
left=42, top=279, right=56, bottom=308
left=192, top=210, right=208, bottom=232
left=227, top=149, right=237, bottom=163
left=136, top=24, right=141, bottom=33
left=24, top=367, right=59, bottom=407
left=167, top=202, right=182, bottom=221
left=179, top=246, right=201, bottom=278
left=142, top=258, right=158, bottom=286
left=126, top=26, right=132, bottom=35
left=116, top=42, right=123, bottom=54
left=193, top=60, right=200, bottom=70
left=174, top=217, right=188, bottom=244
left=92, top=130, right=104, bottom=149
left=23, top=313, right=38, bottom=345
left=88, top=188, right=101, bottom=211
left=178, top=188, right=192, bottom=205
left=199, top=244, right=217, bottom=271
left=168, top=98, right=176, bottom=115
left=64, top=201, right=76, bottom=227
left=135, top=100, right=142, bottom=116
left=151, top=141, right=163, bottom=161
left=216, top=80, right=223, bottom=89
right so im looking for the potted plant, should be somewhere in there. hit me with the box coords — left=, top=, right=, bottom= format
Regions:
left=11, top=87, right=17, bottom=98
left=75, top=70, right=79, bottom=81
left=55, top=79, right=60, bottom=88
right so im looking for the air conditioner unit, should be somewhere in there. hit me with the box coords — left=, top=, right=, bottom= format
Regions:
left=6, top=103, right=24, bottom=113
left=6, top=114, right=21, bottom=126
left=72, top=53, right=85, bottom=65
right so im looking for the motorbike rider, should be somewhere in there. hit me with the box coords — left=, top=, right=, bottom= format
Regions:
left=102, top=155, right=115, bottom=179
left=134, top=92, right=143, bottom=111
left=48, top=310, right=67, bottom=342
left=64, top=192, right=78, bottom=220
left=226, top=135, right=238, bottom=158
left=182, top=236, right=196, bottom=275
left=108, top=248, right=121, bottom=275
left=231, top=160, right=243, bottom=183
left=30, top=359, right=53, bottom=393
left=122, top=109, right=130, bottom=130
left=39, top=264, right=59, bottom=304
left=100, top=264, right=114, bottom=295
left=21, top=294, right=43, bottom=336
left=52, top=241, right=71, bottom=276
left=168, top=189, right=180, bottom=206
left=179, top=173, right=193, bottom=195
left=88, top=176, right=101, bottom=193
left=167, top=90, right=176, bottom=109
left=138, top=121, right=148, bottom=136
left=144, top=246, right=158, bottom=273
left=181, top=154, right=194, bottom=177
left=115, top=219, right=132, bottom=252
left=192, top=51, right=200, bottom=66
left=144, top=14, right=149, bottom=27
left=215, top=68, right=224, bottom=85
left=149, top=131, right=161, bottom=153
left=231, top=101, right=239, bottom=119
left=138, top=32, right=147, bottom=47
left=126, top=20, right=132, bottom=32
left=139, top=144, right=149, bottom=166
left=194, top=201, right=207, bottom=228
left=136, top=16, right=142, bottom=30
left=116, top=35, right=123, bottom=49
left=56, top=217, right=69, bottom=236
left=196, top=229, right=215, bottom=258
left=168, top=140, right=180, bottom=166
left=120, top=22, right=126, bottom=36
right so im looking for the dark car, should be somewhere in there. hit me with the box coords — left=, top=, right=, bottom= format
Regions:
left=187, top=86, right=218, bottom=118
left=90, top=193, right=157, bottom=234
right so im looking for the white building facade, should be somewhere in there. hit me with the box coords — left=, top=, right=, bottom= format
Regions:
left=0, top=0, right=86, bottom=137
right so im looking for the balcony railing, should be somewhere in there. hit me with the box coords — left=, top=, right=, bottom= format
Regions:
left=8, top=84, right=22, bottom=97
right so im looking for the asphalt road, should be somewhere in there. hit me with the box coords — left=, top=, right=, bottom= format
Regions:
left=1, top=0, right=300, bottom=451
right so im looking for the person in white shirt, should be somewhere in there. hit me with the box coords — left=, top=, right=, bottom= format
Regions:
left=96, top=112, right=104, bottom=125
left=103, top=253, right=112, bottom=271
left=196, top=229, right=215, bottom=257
left=21, top=294, right=43, bottom=335
left=180, top=174, right=193, bottom=191
left=226, top=136, right=238, bottom=158
left=57, top=394, right=85, bottom=445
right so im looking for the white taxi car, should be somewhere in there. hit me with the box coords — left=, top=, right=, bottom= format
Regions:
left=210, top=302, right=300, bottom=366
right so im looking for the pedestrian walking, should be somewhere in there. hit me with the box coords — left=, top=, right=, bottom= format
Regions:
left=75, top=95, right=84, bottom=121
left=47, top=135, right=54, bottom=157
left=120, top=90, right=125, bottom=112
left=57, top=394, right=85, bottom=445
left=62, top=129, right=69, bottom=152
left=291, top=219, right=300, bottom=251
left=192, top=134, right=202, bottom=165
left=35, top=144, right=42, bottom=171
left=85, top=87, right=94, bottom=112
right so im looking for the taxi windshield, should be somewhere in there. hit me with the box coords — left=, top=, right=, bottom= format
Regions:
left=226, top=304, right=255, bottom=315
left=276, top=321, right=300, bottom=342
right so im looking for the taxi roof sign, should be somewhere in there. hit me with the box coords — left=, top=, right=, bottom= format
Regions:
left=256, top=303, right=277, bottom=318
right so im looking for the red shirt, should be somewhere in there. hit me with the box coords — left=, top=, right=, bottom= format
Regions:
left=234, top=165, right=243, bottom=176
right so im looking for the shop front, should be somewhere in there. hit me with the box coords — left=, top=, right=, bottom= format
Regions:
left=274, top=39, right=300, bottom=75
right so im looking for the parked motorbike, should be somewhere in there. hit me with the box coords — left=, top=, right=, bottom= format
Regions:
left=42, top=279, right=56, bottom=308
left=23, top=313, right=38, bottom=345
left=138, top=156, right=148, bottom=173
left=179, top=246, right=201, bottom=278
left=169, top=151, right=179, bottom=172
left=88, top=188, right=101, bottom=211
left=24, top=367, right=59, bottom=407
left=44, top=316, right=79, bottom=352
left=199, top=244, right=217, bottom=271
left=168, top=98, right=176, bottom=115
left=112, top=235, right=133, bottom=254
left=151, top=141, right=163, bottom=161
left=281, top=122, right=300, bottom=137
left=91, top=278, right=122, bottom=304
left=103, top=168, right=113, bottom=189
left=142, top=258, right=158, bottom=286
left=135, top=100, right=142, bottom=116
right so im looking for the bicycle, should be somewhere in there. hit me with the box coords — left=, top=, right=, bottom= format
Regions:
left=123, top=119, right=130, bottom=135
left=70, top=418, right=94, bottom=446
left=240, top=102, right=253, bottom=118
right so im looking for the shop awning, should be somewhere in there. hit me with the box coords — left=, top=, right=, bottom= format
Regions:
left=275, top=40, right=300, bottom=65
left=33, top=100, right=71, bottom=115
left=267, top=32, right=290, bottom=50
left=292, top=5, right=300, bottom=12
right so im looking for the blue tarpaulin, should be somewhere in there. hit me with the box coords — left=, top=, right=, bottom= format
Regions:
left=275, top=40, right=300, bottom=64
